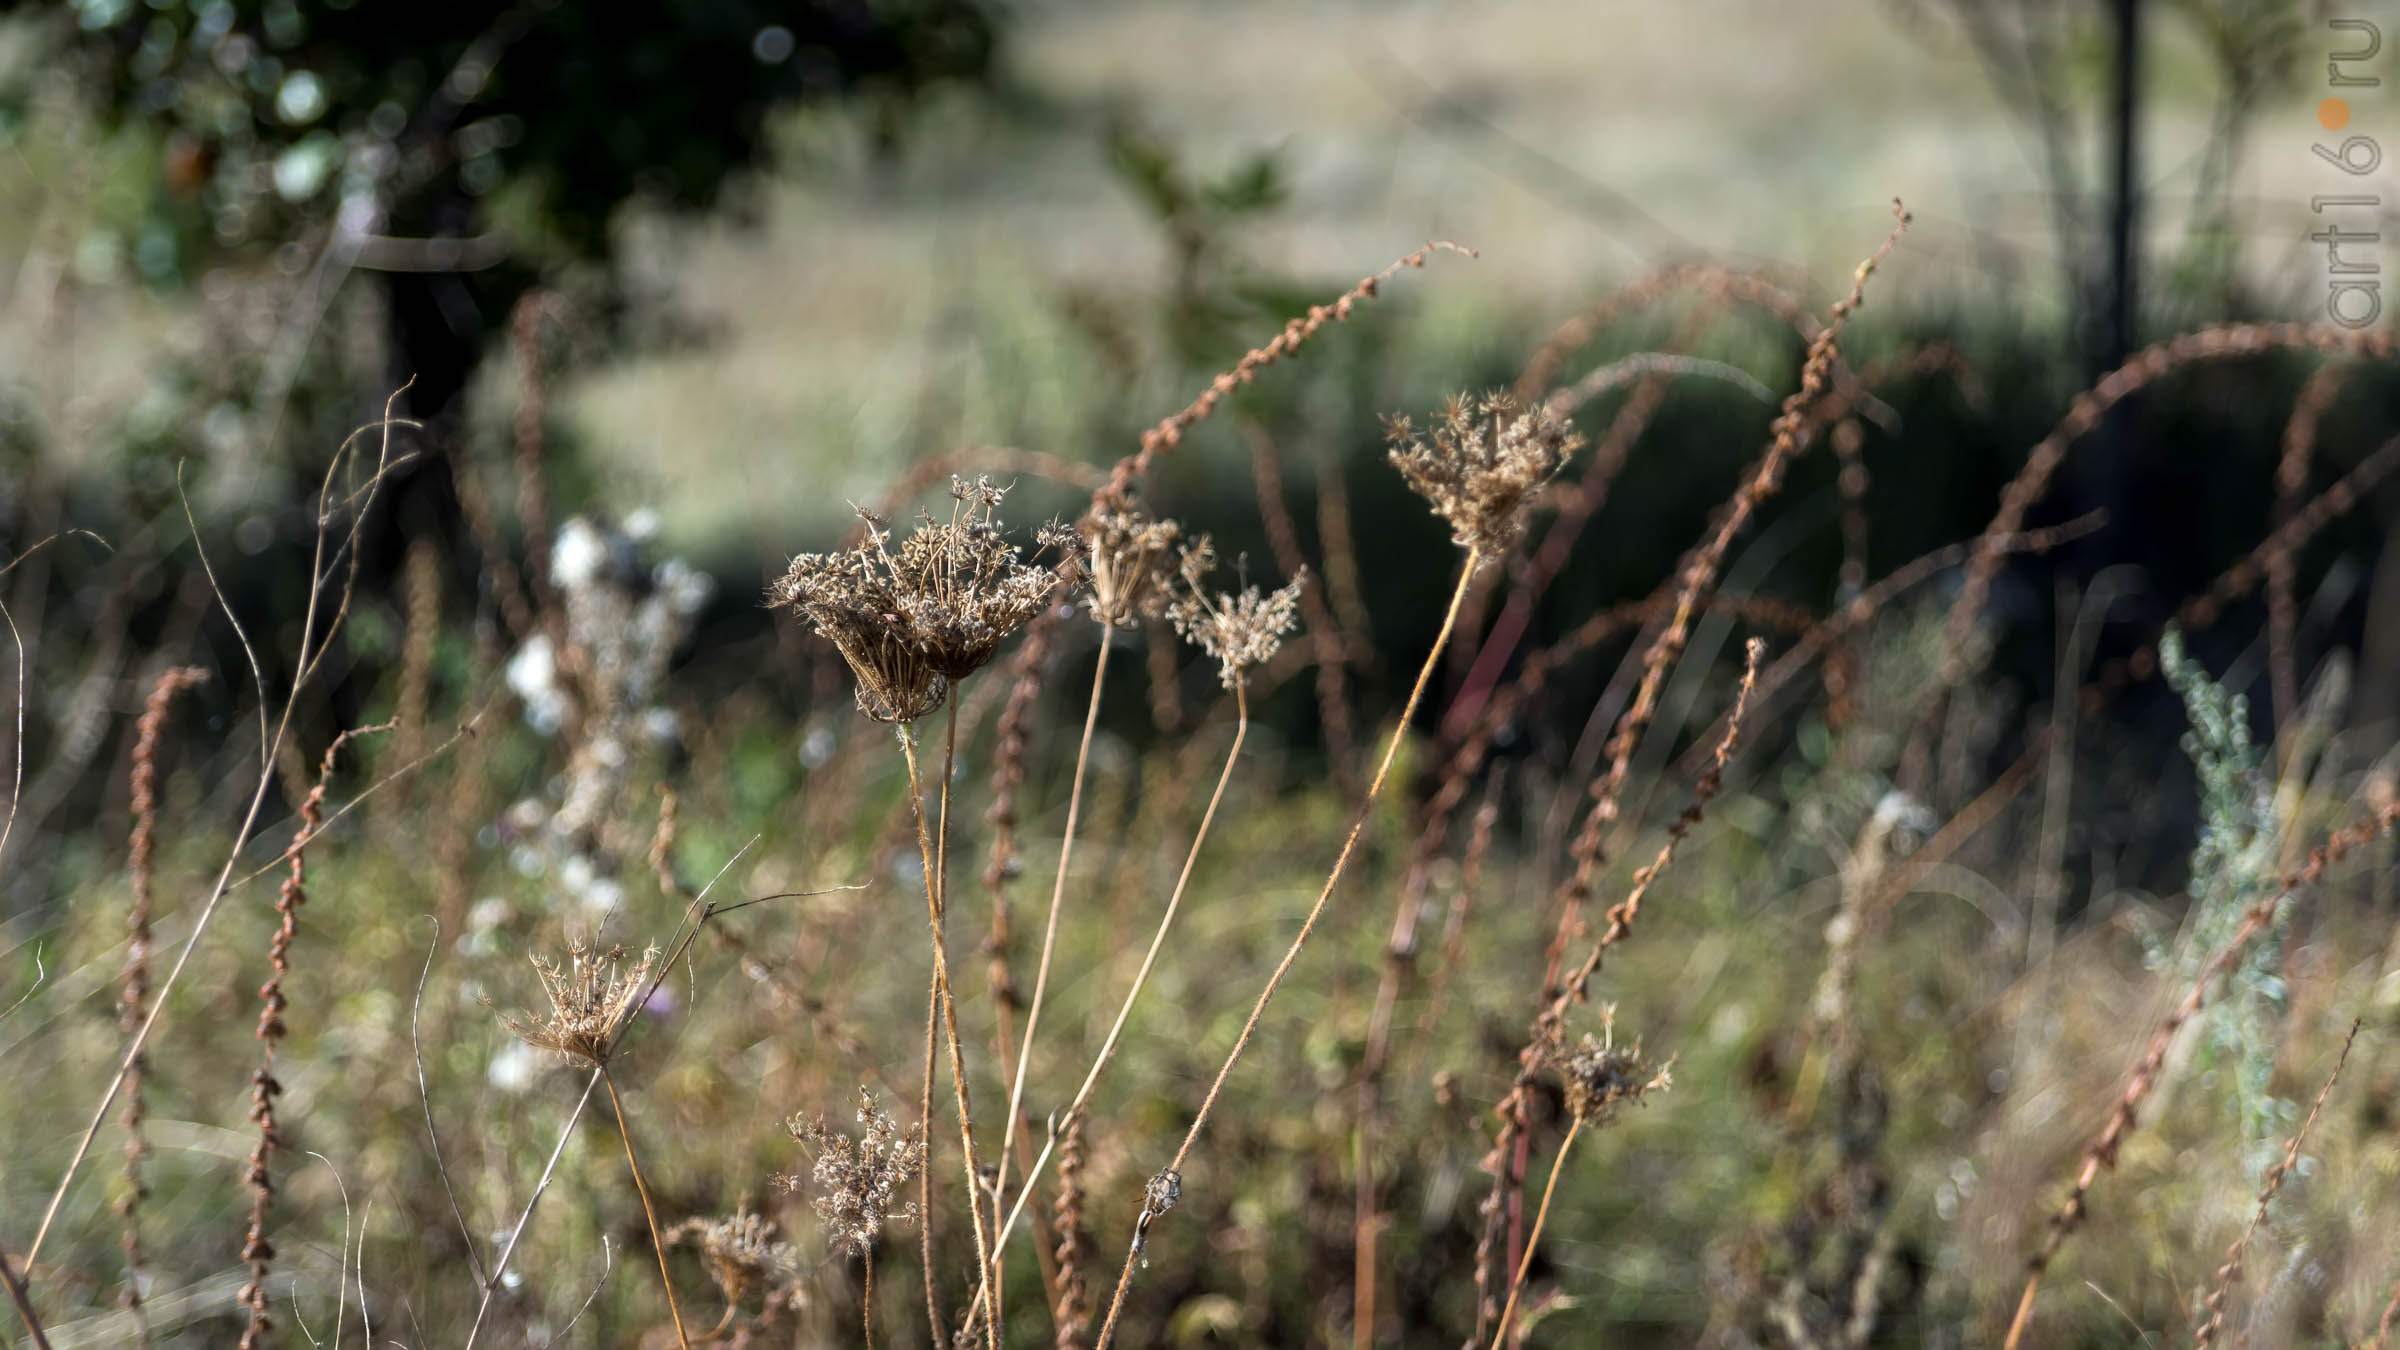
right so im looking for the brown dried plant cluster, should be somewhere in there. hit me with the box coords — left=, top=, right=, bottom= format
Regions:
left=785, top=1088, right=928, bottom=1258
left=24, top=194, right=2400, bottom=1350
left=1384, top=392, right=1583, bottom=562
left=501, top=941, right=660, bottom=1067
left=1163, top=539, right=1303, bottom=689
left=770, top=477, right=1066, bottom=721
left=1543, top=1007, right=1672, bottom=1126
left=668, top=1204, right=805, bottom=1312
left=1080, top=507, right=1183, bottom=629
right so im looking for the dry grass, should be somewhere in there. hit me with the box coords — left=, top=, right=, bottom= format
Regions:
left=6, top=180, right=2400, bottom=1350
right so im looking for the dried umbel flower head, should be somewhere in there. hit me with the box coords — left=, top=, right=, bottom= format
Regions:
left=783, top=1087, right=926, bottom=1257
left=1385, top=391, right=1583, bottom=561
left=1541, top=1006, right=1671, bottom=1125
left=1082, top=507, right=1183, bottom=629
left=669, top=1204, right=804, bottom=1310
left=500, top=941, right=659, bottom=1067
left=1165, top=538, right=1303, bottom=689
left=770, top=477, right=1066, bottom=721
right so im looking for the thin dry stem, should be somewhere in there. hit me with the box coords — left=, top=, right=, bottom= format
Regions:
left=0, top=1247, right=49, bottom=1350
left=898, top=725, right=1002, bottom=1350
left=984, top=683, right=1252, bottom=1298
left=1095, top=242, right=1477, bottom=513
left=1938, top=325, right=2398, bottom=697
left=23, top=401, right=412, bottom=1273
left=1472, top=626, right=1772, bottom=1342
left=1490, top=1119, right=1582, bottom=1349
left=603, top=1068, right=693, bottom=1350
left=2191, top=1019, right=2361, bottom=1348
left=1091, top=550, right=1479, bottom=1350
left=463, top=1069, right=605, bottom=1349
left=994, top=636, right=1115, bottom=1212
left=2002, top=803, right=2400, bottom=1350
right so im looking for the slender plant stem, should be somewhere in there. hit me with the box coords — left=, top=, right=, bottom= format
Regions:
left=464, top=1068, right=603, bottom=1350
left=0, top=1245, right=52, bottom=1350
left=973, top=682, right=1250, bottom=1315
left=993, top=635, right=1114, bottom=1208
left=602, top=1069, right=691, bottom=1350
left=862, top=1248, right=876, bottom=1350
left=1092, top=550, right=1479, bottom=1350
left=1070, top=682, right=1246, bottom=1128
left=24, top=418, right=408, bottom=1273
left=918, top=971, right=942, bottom=1340
left=899, top=720, right=1002, bottom=1350
left=1490, top=1117, right=1583, bottom=1350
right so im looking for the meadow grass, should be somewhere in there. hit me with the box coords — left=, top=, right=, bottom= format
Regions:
left=3, top=205, right=2400, bottom=1350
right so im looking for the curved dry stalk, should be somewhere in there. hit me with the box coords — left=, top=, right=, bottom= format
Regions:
left=1937, top=323, right=2398, bottom=697
left=602, top=1068, right=692, bottom=1350
left=410, top=923, right=486, bottom=1288
left=21, top=402, right=411, bottom=1273
left=463, top=1067, right=605, bottom=1350
left=0, top=1247, right=49, bottom=1350
left=1466, top=206, right=1907, bottom=1342
left=463, top=845, right=767, bottom=1350
left=2192, top=1019, right=2360, bottom=1348
left=898, top=721, right=1002, bottom=1350
left=1489, top=1116, right=1583, bottom=1350
left=1068, top=683, right=1247, bottom=1133
left=1091, top=551, right=1479, bottom=1350
left=978, top=682, right=1250, bottom=1300
left=2001, top=802, right=2400, bottom=1350
left=1094, top=243, right=1477, bottom=513
left=120, top=665, right=207, bottom=1347
left=993, top=637, right=1117, bottom=1211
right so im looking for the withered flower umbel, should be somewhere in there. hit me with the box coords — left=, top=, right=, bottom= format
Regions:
left=1385, top=392, right=1583, bottom=562
left=1165, top=539, right=1303, bottom=689
left=770, top=477, right=1066, bottom=721
left=500, top=941, right=658, bottom=1068
left=1082, top=507, right=1183, bottom=629
left=784, top=1087, right=926, bottom=1258
left=668, top=1204, right=805, bottom=1311
left=1543, top=1006, right=1672, bottom=1125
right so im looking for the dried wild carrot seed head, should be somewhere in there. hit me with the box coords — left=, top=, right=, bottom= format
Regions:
left=1385, top=391, right=1583, bottom=562
left=668, top=1203, right=804, bottom=1309
left=769, top=476, right=1067, bottom=721
left=1081, top=506, right=1184, bottom=629
left=1541, top=1005, right=1671, bottom=1125
left=500, top=941, right=659, bottom=1068
left=783, top=1087, right=926, bottom=1257
left=1165, top=537, right=1303, bottom=690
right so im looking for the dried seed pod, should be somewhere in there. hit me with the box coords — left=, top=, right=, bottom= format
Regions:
left=783, top=1087, right=926, bottom=1258
left=500, top=941, right=659, bottom=1068
left=771, top=477, right=1067, bottom=720
left=1163, top=538, right=1302, bottom=689
left=1082, top=507, right=1184, bottom=629
left=1385, top=392, right=1583, bottom=561
left=668, top=1204, right=805, bottom=1310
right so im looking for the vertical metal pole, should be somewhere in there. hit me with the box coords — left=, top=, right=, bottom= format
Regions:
left=2104, top=0, right=2142, bottom=372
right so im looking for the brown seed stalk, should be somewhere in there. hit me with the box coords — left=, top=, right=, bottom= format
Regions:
left=2002, top=802, right=2400, bottom=1350
left=119, top=665, right=206, bottom=1345
left=238, top=719, right=390, bottom=1349
left=2192, top=1019, right=2362, bottom=1348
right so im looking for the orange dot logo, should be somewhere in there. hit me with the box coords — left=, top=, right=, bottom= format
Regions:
left=2320, top=97, right=2353, bottom=131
